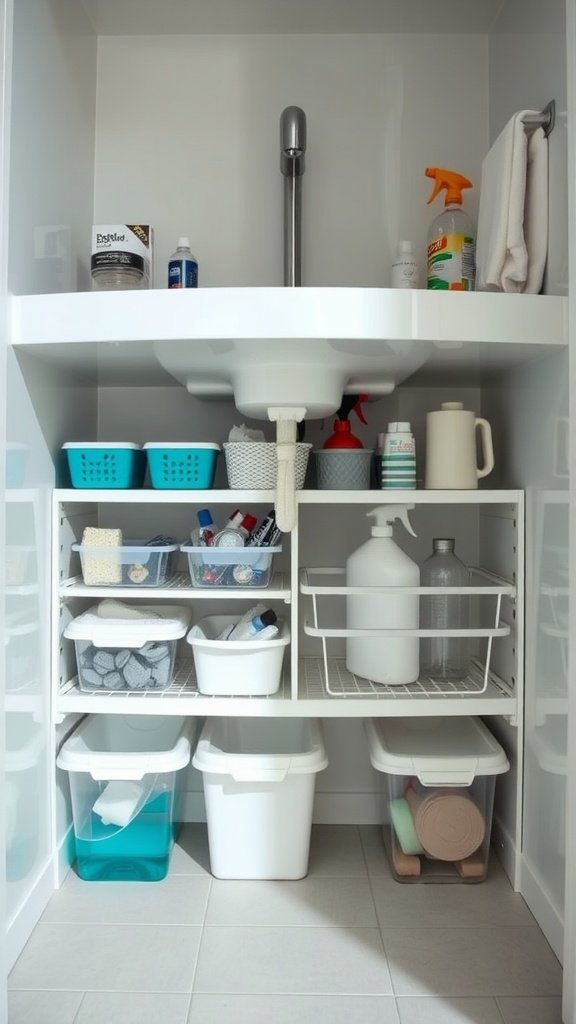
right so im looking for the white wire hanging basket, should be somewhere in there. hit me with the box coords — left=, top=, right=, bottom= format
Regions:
left=299, top=567, right=516, bottom=698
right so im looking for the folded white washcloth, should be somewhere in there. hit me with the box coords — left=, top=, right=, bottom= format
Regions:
left=96, top=599, right=157, bottom=620
left=476, top=111, right=548, bottom=293
left=93, top=780, right=146, bottom=827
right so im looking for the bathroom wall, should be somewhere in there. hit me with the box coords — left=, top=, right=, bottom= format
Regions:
left=5, top=0, right=97, bottom=969
left=94, top=32, right=488, bottom=289
left=485, top=0, right=569, bottom=961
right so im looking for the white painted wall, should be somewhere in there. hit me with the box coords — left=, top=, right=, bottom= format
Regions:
left=5, top=0, right=97, bottom=969
left=0, top=0, right=12, bottom=1014
left=94, top=33, right=488, bottom=289
left=486, top=0, right=569, bottom=964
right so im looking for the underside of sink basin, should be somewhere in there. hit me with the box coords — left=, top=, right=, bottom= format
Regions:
left=155, top=335, right=430, bottom=419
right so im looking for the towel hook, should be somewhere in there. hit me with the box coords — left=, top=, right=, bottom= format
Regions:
left=522, top=99, right=556, bottom=138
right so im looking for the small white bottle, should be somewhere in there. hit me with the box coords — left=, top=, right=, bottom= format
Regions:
left=391, top=241, right=419, bottom=289
left=168, top=237, right=198, bottom=288
left=346, top=505, right=420, bottom=685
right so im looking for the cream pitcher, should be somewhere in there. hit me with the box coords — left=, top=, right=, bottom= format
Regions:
left=425, top=402, right=494, bottom=489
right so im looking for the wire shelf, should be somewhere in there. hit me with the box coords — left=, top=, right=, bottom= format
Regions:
left=299, top=657, right=513, bottom=701
left=58, top=658, right=290, bottom=702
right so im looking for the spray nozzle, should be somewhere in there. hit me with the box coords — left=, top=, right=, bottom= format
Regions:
left=425, top=167, right=473, bottom=207
left=367, top=504, right=417, bottom=538
left=336, top=393, right=369, bottom=425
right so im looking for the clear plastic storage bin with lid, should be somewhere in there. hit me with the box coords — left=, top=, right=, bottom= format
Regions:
left=63, top=601, right=191, bottom=692
left=57, top=715, right=197, bottom=881
left=365, top=716, right=509, bottom=883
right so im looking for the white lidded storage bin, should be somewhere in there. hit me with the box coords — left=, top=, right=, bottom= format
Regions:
left=193, top=718, right=328, bottom=878
left=186, top=615, right=290, bottom=695
left=64, top=602, right=191, bottom=691
left=57, top=715, right=196, bottom=881
left=365, top=717, right=509, bottom=883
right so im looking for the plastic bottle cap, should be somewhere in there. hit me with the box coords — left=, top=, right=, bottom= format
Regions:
left=241, top=514, right=258, bottom=533
left=259, top=609, right=277, bottom=627
left=388, top=422, right=411, bottom=433
left=177, top=236, right=190, bottom=249
left=197, top=508, right=213, bottom=527
left=433, top=538, right=455, bottom=552
left=441, top=402, right=464, bottom=411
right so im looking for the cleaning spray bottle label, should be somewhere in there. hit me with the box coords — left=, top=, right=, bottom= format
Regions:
left=427, top=233, right=476, bottom=290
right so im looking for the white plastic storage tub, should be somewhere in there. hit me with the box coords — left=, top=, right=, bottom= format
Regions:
left=193, top=718, right=328, bottom=878
left=365, top=717, right=509, bottom=883
left=57, top=715, right=196, bottom=881
left=186, top=615, right=290, bottom=695
left=64, top=603, right=191, bottom=692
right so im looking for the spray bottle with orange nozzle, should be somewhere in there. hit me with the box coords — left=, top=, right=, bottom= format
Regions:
left=425, top=167, right=476, bottom=291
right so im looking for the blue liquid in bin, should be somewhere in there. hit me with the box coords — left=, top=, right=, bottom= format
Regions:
left=74, top=792, right=178, bottom=882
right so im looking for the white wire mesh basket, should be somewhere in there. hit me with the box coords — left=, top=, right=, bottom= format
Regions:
left=223, top=442, right=312, bottom=489
left=299, top=567, right=517, bottom=698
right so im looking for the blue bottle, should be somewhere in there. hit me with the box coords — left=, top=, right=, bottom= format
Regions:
left=168, top=236, right=198, bottom=288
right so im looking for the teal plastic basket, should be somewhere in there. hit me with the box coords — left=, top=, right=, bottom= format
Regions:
left=144, top=443, right=220, bottom=489
left=63, top=443, right=146, bottom=489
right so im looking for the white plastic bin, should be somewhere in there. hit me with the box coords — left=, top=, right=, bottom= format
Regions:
left=365, top=716, right=509, bottom=883
left=57, top=715, right=196, bottom=881
left=64, top=603, right=191, bottom=691
left=186, top=615, right=290, bottom=695
left=193, top=718, right=328, bottom=878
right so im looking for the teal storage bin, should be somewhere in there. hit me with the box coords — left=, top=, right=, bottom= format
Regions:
left=57, top=715, right=196, bottom=881
left=144, top=442, right=220, bottom=489
left=63, top=443, right=146, bottom=489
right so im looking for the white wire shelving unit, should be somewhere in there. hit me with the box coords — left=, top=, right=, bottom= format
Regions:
left=52, top=488, right=523, bottom=719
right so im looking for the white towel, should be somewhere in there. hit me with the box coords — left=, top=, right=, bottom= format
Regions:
left=93, top=780, right=146, bottom=827
left=476, top=111, right=548, bottom=293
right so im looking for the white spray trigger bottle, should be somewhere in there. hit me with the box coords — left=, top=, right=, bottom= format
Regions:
left=346, top=504, right=420, bottom=685
left=367, top=505, right=417, bottom=539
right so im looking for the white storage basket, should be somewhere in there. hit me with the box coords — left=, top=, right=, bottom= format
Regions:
left=186, top=615, right=290, bottom=695
left=223, top=442, right=312, bottom=489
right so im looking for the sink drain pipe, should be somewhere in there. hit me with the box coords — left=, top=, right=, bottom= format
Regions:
left=268, top=406, right=306, bottom=533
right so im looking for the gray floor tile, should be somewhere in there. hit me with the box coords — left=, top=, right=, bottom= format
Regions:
left=382, top=925, right=563, bottom=997
left=74, top=992, right=190, bottom=1024
left=171, top=825, right=211, bottom=875
left=7, top=990, right=83, bottom=1024
left=396, top=995, right=505, bottom=1023
left=205, top=876, right=377, bottom=927
left=359, top=825, right=389, bottom=875
left=41, top=872, right=211, bottom=926
left=194, top=926, right=393, bottom=994
left=187, top=993, right=401, bottom=1023
left=371, top=861, right=535, bottom=929
left=496, top=995, right=563, bottom=1023
left=307, top=825, right=367, bottom=876
left=9, top=922, right=201, bottom=993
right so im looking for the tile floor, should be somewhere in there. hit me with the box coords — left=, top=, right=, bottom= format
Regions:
left=9, top=825, right=563, bottom=1024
